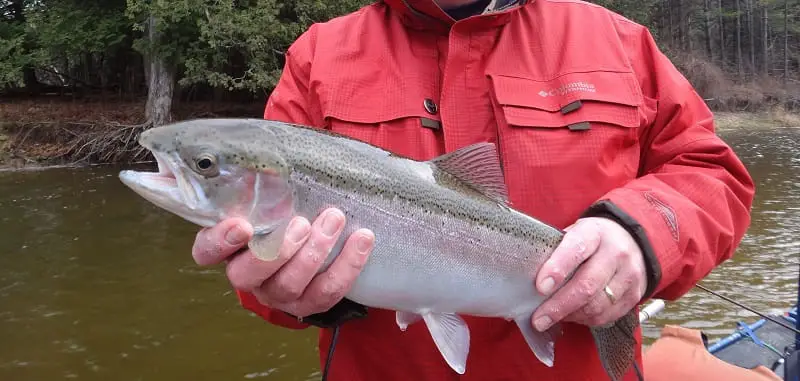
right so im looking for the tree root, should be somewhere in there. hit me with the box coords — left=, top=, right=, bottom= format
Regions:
left=62, top=120, right=154, bottom=164
left=3, top=120, right=155, bottom=166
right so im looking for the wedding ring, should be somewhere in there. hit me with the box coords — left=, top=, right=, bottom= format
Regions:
left=604, top=285, right=617, bottom=304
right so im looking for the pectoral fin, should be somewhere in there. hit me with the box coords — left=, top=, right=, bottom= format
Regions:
left=515, top=315, right=558, bottom=367
left=396, top=311, right=422, bottom=331
left=589, top=309, right=639, bottom=381
left=247, top=219, right=291, bottom=261
left=422, top=313, right=470, bottom=374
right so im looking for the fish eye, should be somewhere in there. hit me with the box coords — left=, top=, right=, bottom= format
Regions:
left=193, top=153, right=219, bottom=177
left=197, top=157, right=213, bottom=170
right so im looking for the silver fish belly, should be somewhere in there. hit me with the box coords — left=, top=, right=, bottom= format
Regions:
left=290, top=170, right=550, bottom=319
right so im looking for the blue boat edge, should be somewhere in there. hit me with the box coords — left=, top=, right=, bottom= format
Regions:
left=707, top=304, right=798, bottom=379
left=641, top=263, right=799, bottom=380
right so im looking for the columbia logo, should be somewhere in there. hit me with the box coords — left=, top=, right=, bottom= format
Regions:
left=538, top=82, right=596, bottom=97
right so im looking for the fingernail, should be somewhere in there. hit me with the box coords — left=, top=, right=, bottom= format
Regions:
left=540, top=277, right=555, bottom=295
left=356, top=234, right=373, bottom=255
left=225, top=225, right=248, bottom=245
left=286, top=218, right=310, bottom=244
left=534, top=316, right=552, bottom=332
left=321, top=210, right=343, bottom=238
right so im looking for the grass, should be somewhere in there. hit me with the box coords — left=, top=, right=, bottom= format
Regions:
left=714, top=108, right=800, bottom=130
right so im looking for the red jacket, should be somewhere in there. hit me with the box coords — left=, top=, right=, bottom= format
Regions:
left=238, top=0, right=756, bottom=380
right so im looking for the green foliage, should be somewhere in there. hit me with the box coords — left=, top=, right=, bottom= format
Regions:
left=120, top=0, right=370, bottom=92
left=289, top=0, right=373, bottom=25
left=0, top=0, right=130, bottom=89
left=180, top=0, right=370, bottom=92
left=126, top=0, right=203, bottom=65
left=181, top=0, right=288, bottom=92
left=27, top=0, right=129, bottom=59
left=0, top=22, right=30, bottom=87
left=1, top=0, right=799, bottom=99
left=0, top=0, right=373, bottom=96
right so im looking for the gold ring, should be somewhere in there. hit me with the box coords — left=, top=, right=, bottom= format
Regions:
left=604, top=285, right=617, bottom=304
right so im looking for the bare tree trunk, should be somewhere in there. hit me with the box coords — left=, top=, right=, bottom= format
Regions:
left=144, top=14, right=174, bottom=127
left=83, top=53, right=92, bottom=89
left=705, top=0, right=714, bottom=59
left=678, top=0, right=688, bottom=51
left=685, top=1, right=693, bottom=52
left=669, top=0, right=676, bottom=47
left=736, top=0, right=744, bottom=77
left=719, top=0, right=726, bottom=67
left=748, top=0, right=756, bottom=73
left=784, top=0, right=789, bottom=84
left=762, top=3, right=769, bottom=76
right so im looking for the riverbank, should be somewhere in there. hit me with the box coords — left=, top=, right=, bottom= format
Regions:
left=1, top=99, right=798, bottom=169
left=714, top=109, right=800, bottom=130
left=0, top=98, right=265, bottom=169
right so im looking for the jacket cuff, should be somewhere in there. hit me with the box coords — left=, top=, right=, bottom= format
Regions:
left=237, top=290, right=310, bottom=329
left=237, top=290, right=368, bottom=329
left=581, top=200, right=662, bottom=301
left=283, top=298, right=369, bottom=328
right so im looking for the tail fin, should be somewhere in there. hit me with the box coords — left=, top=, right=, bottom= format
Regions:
left=589, top=309, right=639, bottom=381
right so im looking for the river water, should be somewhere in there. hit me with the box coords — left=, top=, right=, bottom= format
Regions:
left=0, top=127, right=798, bottom=381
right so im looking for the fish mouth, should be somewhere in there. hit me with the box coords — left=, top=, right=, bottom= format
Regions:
left=119, top=151, right=216, bottom=227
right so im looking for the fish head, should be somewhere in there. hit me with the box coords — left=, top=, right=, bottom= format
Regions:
left=118, top=119, right=295, bottom=234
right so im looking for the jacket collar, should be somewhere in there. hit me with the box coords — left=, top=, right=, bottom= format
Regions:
left=381, top=0, right=526, bottom=31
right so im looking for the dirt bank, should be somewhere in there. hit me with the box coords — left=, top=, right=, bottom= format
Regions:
left=714, top=109, right=800, bottom=130
left=0, top=98, right=265, bottom=169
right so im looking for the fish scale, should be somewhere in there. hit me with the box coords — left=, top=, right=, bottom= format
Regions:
left=118, top=118, right=639, bottom=381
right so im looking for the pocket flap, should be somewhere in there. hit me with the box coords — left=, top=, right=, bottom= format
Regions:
left=489, top=71, right=643, bottom=128
left=319, top=76, right=441, bottom=125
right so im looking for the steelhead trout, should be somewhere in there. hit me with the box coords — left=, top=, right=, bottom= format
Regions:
left=118, top=118, right=639, bottom=380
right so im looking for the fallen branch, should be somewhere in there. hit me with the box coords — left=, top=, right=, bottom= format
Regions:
left=56, top=120, right=154, bottom=164
left=3, top=119, right=155, bottom=165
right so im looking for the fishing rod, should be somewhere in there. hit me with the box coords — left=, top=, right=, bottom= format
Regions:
left=694, top=283, right=800, bottom=336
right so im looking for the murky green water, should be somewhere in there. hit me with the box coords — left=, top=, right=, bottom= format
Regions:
left=0, top=127, right=798, bottom=380
left=0, top=166, right=321, bottom=380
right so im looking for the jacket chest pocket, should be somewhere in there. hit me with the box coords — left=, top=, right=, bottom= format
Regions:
left=319, top=96, right=446, bottom=162
left=487, top=72, right=645, bottom=205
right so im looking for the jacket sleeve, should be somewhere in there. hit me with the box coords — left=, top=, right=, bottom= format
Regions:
left=583, top=19, right=756, bottom=301
left=235, top=25, right=322, bottom=330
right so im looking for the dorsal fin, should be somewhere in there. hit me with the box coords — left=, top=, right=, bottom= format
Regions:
left=429, top=142, right=510, bottom=205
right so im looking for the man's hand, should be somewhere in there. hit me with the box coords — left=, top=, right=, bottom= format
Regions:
left=191, top=208, right=375, bottom=318
left=532, top=217, right=647, bottom=332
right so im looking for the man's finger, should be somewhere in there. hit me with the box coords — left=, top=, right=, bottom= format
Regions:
left=192, top=218, right=253, bottom=266
left=571, top=259, right=646, bottom=325
left=532, top=252, right=616, bottom=332
left=259, top=208, right=346, bottom=305
left=564, top=277, right=635, bottom=327
left=535, top=219, right=603, bottom=296
left=288, top=228, right=375, bottom=317
left=225, top=217, right=310, bottom=292
left=563, top=272, right=620, bottom=326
